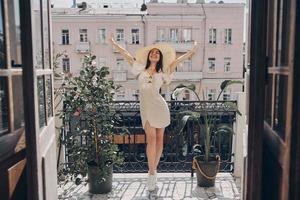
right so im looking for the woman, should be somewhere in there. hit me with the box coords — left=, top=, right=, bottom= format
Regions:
left=110, top=34, right=197, bottom=192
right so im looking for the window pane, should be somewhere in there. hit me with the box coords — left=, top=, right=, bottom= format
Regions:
left=0, top=0, right=5, bottom=69
left=279, top=0, right=291, bottom=66
left=98, top=29, right=106, bottom=44
left=12, top=76, right=24, bottom=129
left=8, top=0, right=22, bottom=68
left=37, top=76, right=46, bottom=128
left=170, top=29, right=178, bottom=42
left=0, top=77, right=8, bottom=133
left=45, top=75, right=53, bottom=119
left=79, top=29, right=88, bottom=42
left=273, top=74, right=288, bottom=140
left=264, top=74, right=273, bottom=125
left=62, top=58, right=70, bottom=72
left=183, top=28, right=192, bottom=42
left=62, top=29, right=69, bottom=45
left=42, top=0, right=50, bottom=69
left=33, top=0, right=43, bottom=68
left=116, top=29, right=124, bottom=41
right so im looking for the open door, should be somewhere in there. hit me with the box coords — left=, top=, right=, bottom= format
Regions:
left=20, top=0, right=57, bottom=199
left=247, top=0, right=300, bottom=199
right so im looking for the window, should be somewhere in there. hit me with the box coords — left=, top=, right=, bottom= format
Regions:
left=116, top=29, right=124, bottom=42
left=115, top=90, right=126, bottom=100
left=62, top=58, right=70, bottom=73
left=223, top=89, right=231, bottom=101
left=225, top=28, right=232, bottom=44
left=62, top=29, right=69, bottom=45
left=157, top=28, right=165, bottom=42
left=98, top=57, right=106, bottom=67
left=116, top=58, right=124, bottom=70
left=177, top=59, right=192, bottom=72
left=182, top=28, right=192, bottom=42
left=209, top=28, right=217, bottom=44
left=79, top=29, right=88, bottom=42
left=207, top=89, right=216, bottom=101
left=224, top=57, right=231, bottom=72
left=80, top=57, right=87, bottom=68
left=183, top=90, right=190, bottom=100
left=132, top=89, right=139, bottom=101
left=113, top=71, right=127, bottom=81
left=170, top=28, right=179, bottom=42
left=131, top=29, right=139, bottom=44
left=98, top=29, right=106, bottom=44
left=208, top=58, right=216, bottom=72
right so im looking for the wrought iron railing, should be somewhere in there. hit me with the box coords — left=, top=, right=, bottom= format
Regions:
left=60, top=101, right=236, bottom=174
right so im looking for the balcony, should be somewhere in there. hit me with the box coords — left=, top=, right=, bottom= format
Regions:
left=58, top=173, right=240, bottom=199
left=112, top=70, right=127, bottom=82
left=173, top=71, right=203, bottom=81
left=57, top=100, right=242, bottom=199
left=155, top=40, right=195, bottom=52
left=76, top=42, right=90, bottom=53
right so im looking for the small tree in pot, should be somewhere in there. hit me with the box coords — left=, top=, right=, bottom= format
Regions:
left=172, top=80, right=242, bottom=187
left=58, top=54, right=124, bottom=194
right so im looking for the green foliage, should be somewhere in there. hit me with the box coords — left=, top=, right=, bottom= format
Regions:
left=172, top=80, right=243, bottom=162
left=58, top=54, right=124, bottom=180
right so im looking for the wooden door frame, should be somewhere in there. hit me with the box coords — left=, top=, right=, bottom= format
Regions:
left=247, top=0, right=300, bottom=199
left=289, top=1, right=300, bottom=199
left=20, top=0, right=39, bottom=199
left=246, top=0, right=268, bottom=199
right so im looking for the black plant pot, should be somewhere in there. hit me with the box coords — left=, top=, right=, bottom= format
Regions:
left=194, top=156, right=220, bottom=187
left=87, top=162, right=113, bottom=194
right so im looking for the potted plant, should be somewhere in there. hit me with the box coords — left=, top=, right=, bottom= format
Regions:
left=172, top=80, right=242, bottom=187
left=58, top=54, right=124, bottom=194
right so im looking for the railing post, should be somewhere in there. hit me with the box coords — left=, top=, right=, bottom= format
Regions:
left=233, top=92, right=247, bottom=178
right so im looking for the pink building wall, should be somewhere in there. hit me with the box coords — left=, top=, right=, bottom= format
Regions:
left=52, top=2, right=245, bottom=101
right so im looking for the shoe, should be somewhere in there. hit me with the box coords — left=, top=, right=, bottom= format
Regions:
left=147, top=172, right=156, bottom=191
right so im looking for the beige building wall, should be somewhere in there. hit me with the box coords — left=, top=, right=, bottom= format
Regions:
left=52, top=1, right=245, bottom=102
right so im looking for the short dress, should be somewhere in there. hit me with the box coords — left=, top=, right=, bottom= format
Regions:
left=131, top=62, right=174, bottom=130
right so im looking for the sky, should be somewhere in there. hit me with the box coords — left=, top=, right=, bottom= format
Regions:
left=51, top=0, right=246, bottom=8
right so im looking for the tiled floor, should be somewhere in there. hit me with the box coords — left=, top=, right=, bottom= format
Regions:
left=58, top=173, right=241, bottom=200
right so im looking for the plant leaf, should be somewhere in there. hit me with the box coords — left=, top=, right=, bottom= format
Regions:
left=172, top=84, right=196, bottom=99
left=178, top=113, right=200, bottom=134
left=224, top=102, right=242, bottom=116
left=172, top=87, right=186, bottom=99
left=215, top=124, right=235, bottom=135
left=220, top=80, right=244, bottom=91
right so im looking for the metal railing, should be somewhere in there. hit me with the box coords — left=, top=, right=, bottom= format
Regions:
left=59, top=100, right=236, bottom=174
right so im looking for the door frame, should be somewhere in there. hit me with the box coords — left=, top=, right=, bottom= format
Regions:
left=20, top=0, right=39, bottom=199
left=246, top=0, right=300, bottom=199
left=246, top=0, right=267, bottom=199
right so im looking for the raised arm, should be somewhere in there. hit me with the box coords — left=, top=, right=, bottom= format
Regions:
left=169, top=42, right=198, bottom=73
left=109, top=34, right=135, bottom=65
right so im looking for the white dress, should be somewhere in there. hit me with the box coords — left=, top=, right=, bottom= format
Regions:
left=131, top=62, right=174, bottom=129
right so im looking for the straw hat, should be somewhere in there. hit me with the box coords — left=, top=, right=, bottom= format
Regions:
left=135, top=43, right=176, bottom=73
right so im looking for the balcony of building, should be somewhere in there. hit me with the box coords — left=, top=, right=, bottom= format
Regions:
left=154, top=40, right=195, bottom=53
left=76, top=41, right=91, bottom=53
left=57, top=98, right=246, bottom=199
left=112, top=70, right=128, bottom=82
left=173, top=71, right=203, bottom=81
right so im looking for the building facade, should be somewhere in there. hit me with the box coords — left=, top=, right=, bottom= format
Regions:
left=52, top=1, right=244, bottom=101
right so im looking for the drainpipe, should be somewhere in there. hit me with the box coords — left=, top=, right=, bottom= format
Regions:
left=141, top=14, right=146, bottom=46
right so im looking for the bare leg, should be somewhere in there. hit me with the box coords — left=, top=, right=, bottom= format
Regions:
left=154, top=127, right=165, bottom=170
left=145, top=121, right=157, bottom=175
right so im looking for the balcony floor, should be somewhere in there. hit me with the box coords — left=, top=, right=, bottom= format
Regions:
left=58, top=173, right=241, bottom=200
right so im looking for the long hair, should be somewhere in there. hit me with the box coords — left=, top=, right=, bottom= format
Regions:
left=145, top=48, right=164, bottom=73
